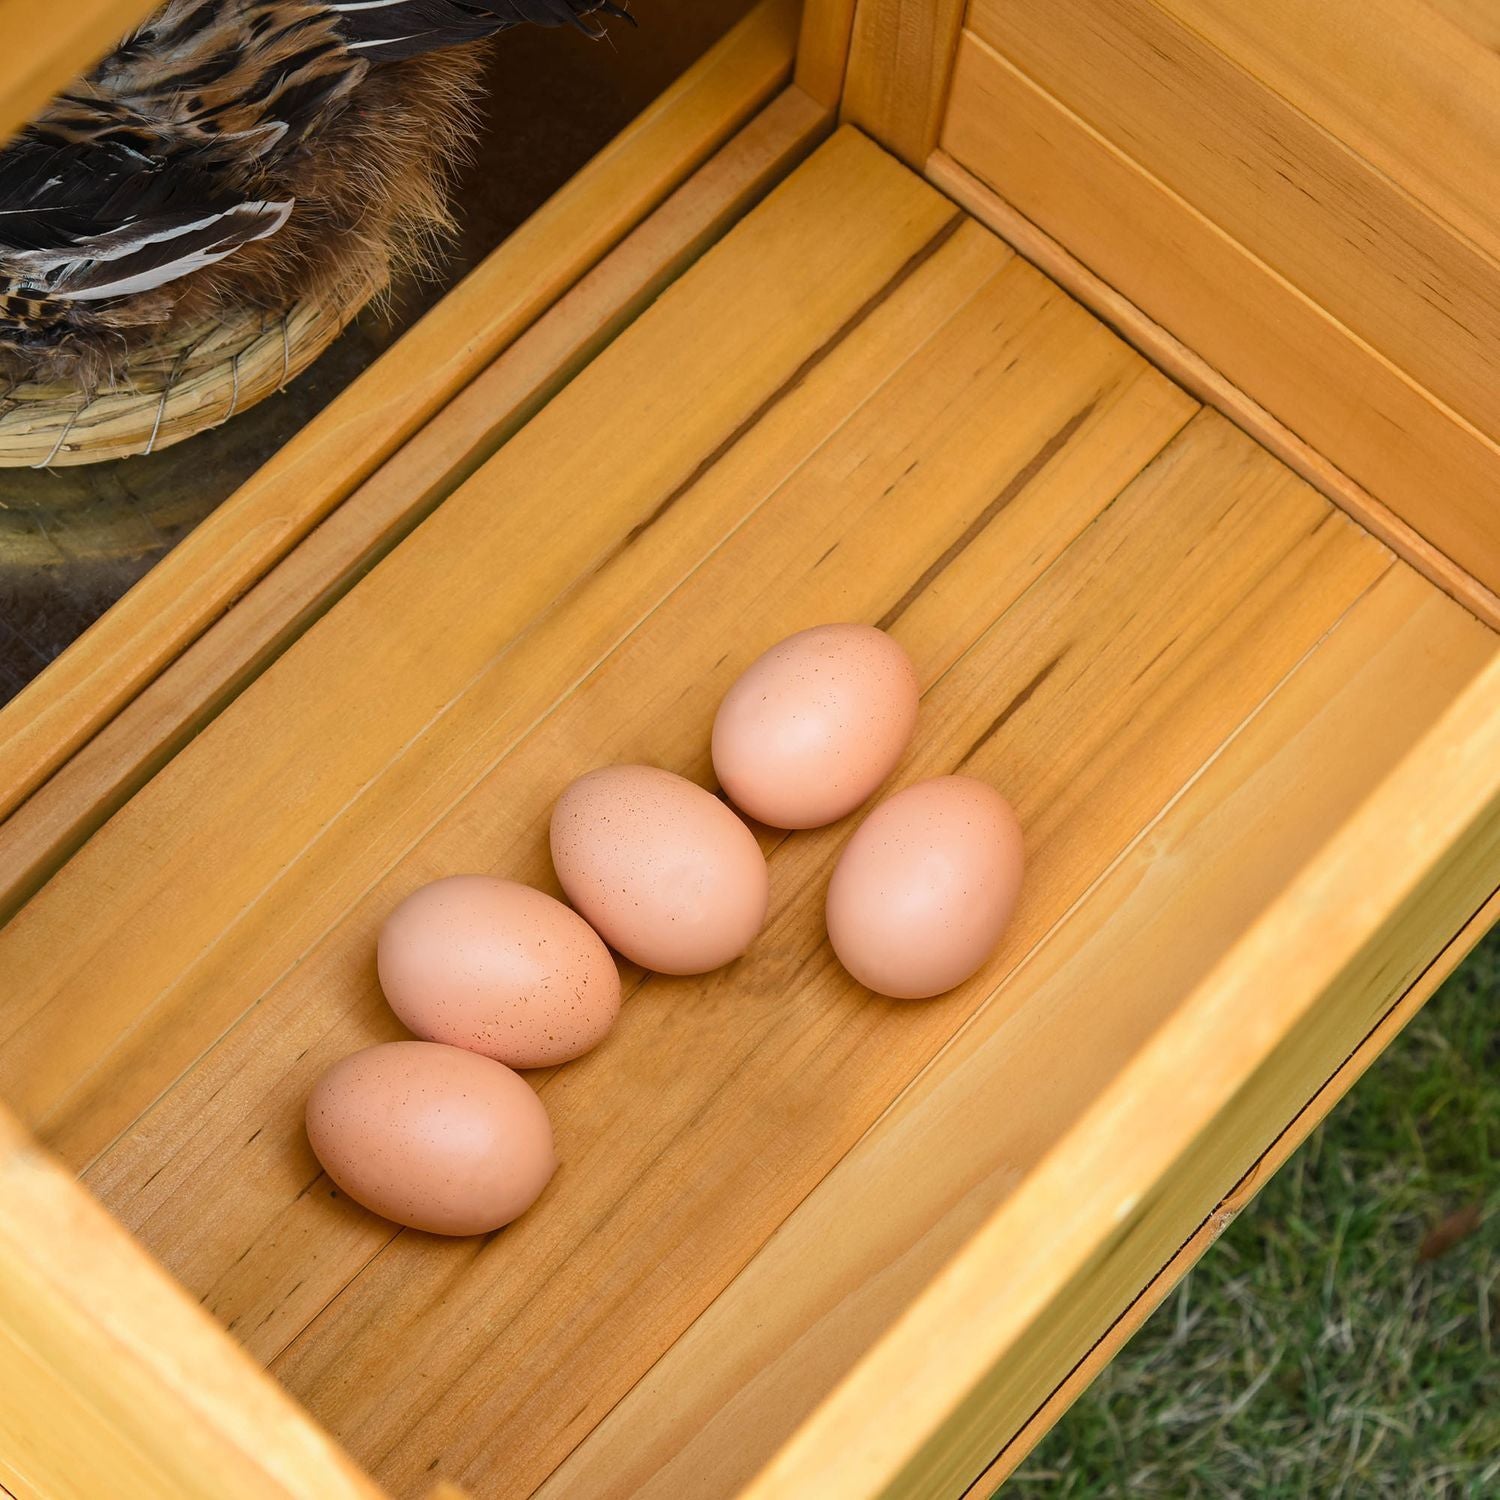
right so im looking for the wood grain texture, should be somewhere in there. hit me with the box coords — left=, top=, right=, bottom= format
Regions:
left=75, top=236, right=1194, bottom=1499
left=1425, top=0, right=1500, bottom=49
left=0, top=85, right=831, bottom=923
left=795, top=0, right=858, bottom=104
left=536, top=442, right=1496, bottom=1500
left=4, top=125, right=1496, bottom=1500
left=841, top=0, right=967, bottom=167
left=967, top=0, right=1500, bottom=445
left=0, top=1104, right=384, bottom=1500
left=0, top=0, right=800, bottom=827
left=1154, top=0, right=1500, bottom=260
left=972, top=875, right=1500, bottom=1493
left=0, top=128, right=960, bottom=1165
left=938, top=36, right=1500, bottom=602
left=745, top=615, right=1500, bottom=1500
left=0, top=0, right=157, bottom=141
left=925, top=152, right=1500, bottom=631
left=1, top=135, right=1212, bottom=1498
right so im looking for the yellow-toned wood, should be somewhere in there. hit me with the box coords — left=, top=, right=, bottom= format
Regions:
left=0, top=1104, right=384, bottom=1500
left=975, top=877, right=1500, bottom=1492
left=68, top=240, right=1197, bottom=1498
left=795, top=0, right=858, bottom=104
left=938, top=35, right=1500, bottom=602
left=3, top=124, right=1496, bottom=1500
left=534, top=447, right=1495, bottom=1500
left=925, top=151, right=1500, bottom=630
left=965, top=0, right=1500, bottom=447
left=0, top=128, right=960, bottom=1166
left=1155, top=0, right=1500, bottom=261
left=0, top=0, right=800, bottom=827
left=0, top=85, right=831, bottom=923
left=0, top=0, right=157, bottom=141
left=841, top=0, right=967, bottom=167
left=1426, top=0, right=1500, bottom=48
left=746, top=625, right=1500, bottom=1500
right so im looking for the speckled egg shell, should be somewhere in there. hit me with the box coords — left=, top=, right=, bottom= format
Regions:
left=826, top=776, right=1024, bottom=999
left=378, top=875, right=621, bottom=1069
left=712, top=622, right=920, bottom=829
left=550, top=764, right=769, bottom=975
left=305, top=1041, right=555, bottom=1236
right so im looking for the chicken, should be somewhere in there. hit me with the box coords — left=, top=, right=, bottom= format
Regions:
left=0, top=0, right=631, bottom=388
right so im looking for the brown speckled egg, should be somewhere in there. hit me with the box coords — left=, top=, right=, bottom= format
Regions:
left=712, top=622, right=920, bottom=829
left=550, top=764, right=769, bottom=975
left=826, top=776, right=1023, bottom=999
left=378, top=875, right=620, bottom=1069
left=305, top=1041, right=555, bottom=1236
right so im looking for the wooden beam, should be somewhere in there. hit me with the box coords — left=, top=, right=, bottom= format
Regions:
left=795, top=0, right=858, bottom=105
left=972, top=876, right=1500, bottom=1491
left=840, top=0, right=967, bottom=167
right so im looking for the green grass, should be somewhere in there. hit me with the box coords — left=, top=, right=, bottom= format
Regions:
left=1013, top=931, right=1499, bottom=1499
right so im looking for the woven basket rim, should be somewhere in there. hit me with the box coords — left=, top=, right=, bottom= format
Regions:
left=0, top=273, right=379, bottom=468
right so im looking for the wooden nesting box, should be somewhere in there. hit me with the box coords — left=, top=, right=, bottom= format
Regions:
left=2, top=2, right=1497, bottom=1496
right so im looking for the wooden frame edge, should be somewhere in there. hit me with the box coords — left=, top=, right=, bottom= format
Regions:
left=0, top=0, right=801, bottom=827
left=745, top=649, right=1500, bottom=1498
left=968, top=875, right=1500, bottom=1494
left=926, top=152, right=1500, bottom=635
left=0, top=1102, right=387, bottom=1500
left=795, top=0, right=858, bottom=105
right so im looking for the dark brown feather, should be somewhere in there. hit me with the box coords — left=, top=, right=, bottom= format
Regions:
left=0, top=0, right=624, bottom=390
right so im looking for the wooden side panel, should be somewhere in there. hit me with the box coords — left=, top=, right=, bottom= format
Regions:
left=975, top=876, right=1500, bottom=1491
left=0, top=0, right=157, bottom=140
left=1154, top=0, right=1500, bottom=261
left=0, top=1105, right=384, bottom=1500
left=942, top=0, right=1500, bottom=601
left=0, top=0, right=800, bottom=826
left=967, top=0, right=1500, bottom=441
left=841, top=0, right=967, bottom=166
left=937, top=43, right=1500, bottom=609
left=743, top=642, right=1500, bottom=1500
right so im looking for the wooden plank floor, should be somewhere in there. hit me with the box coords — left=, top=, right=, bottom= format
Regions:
left=0, top=128, right=1493, bottom=1499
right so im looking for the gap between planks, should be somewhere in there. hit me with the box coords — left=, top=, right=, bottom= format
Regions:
left=0, top=83, right=831, bottom=924
left=924, top=150, right=1500, bottom=635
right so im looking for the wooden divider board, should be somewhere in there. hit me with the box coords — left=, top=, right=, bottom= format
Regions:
left=1, top=126, right=1494, bottom=1500
left=0, top=1104, right=383, bottom=1500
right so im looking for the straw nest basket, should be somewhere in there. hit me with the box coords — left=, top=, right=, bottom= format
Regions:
left=0, top=275, right=378, bottom=468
